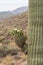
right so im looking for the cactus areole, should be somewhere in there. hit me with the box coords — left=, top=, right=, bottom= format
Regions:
left=28, top=0, right=43, bottom=65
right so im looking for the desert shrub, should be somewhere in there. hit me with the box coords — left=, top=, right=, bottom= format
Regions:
left=2, top=40, right=10, bottom=45
left=12, top=29, right=27, bottom=48
left=0, top=45, right=18, bottom=57
left=0, top=36, right=5, bottom=42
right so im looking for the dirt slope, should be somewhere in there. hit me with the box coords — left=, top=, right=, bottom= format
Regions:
left=0, top=11, right=28, bottom=65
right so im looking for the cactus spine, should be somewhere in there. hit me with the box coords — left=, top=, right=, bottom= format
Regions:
left=28, top=0, right=43, bottom=65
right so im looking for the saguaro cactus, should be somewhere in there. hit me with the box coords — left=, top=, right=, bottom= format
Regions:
left=28, top=0, right=43, bottom=65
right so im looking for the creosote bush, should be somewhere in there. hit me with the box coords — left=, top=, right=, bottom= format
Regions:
left=12, top=29, right=27, bottom=48
left=0, top=45, right=18, bottom=57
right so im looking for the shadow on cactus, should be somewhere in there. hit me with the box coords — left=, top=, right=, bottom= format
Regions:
left=12, top=28, right=28, bottom=54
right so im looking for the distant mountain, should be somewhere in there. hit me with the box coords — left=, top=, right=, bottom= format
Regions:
left=0, top=6, right=28, bottom=19
left=12, top=6, right=28, bottom=14
left=0, top=11, right=14, bottom=19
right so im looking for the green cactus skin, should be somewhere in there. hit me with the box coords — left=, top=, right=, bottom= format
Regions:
left=12, top=29, right=27, bottom=48
left=28, top=0, right=43, bottom=65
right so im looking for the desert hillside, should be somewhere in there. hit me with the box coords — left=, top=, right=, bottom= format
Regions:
left=0, top=6, right=28, bottom=19
left=0, top=11, right=28, bottom=65
left=0, top=11, right=28, bottom=30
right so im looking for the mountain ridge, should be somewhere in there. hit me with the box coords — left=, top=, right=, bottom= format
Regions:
left=12, top=6, right=28, bottom=14
left=0, top=6, right=28, bottom=19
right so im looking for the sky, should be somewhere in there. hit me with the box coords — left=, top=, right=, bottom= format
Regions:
left=0, top=0, right=28, bottom=12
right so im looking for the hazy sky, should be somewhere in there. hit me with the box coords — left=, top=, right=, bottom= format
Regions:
left=0, top=0, right=28, bottom=12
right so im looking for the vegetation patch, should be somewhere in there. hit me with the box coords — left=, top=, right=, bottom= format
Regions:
left=0, top=45, right=18, bottom=57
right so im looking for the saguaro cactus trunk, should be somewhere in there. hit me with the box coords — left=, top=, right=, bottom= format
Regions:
left=28, top=0, right=43, bottom=65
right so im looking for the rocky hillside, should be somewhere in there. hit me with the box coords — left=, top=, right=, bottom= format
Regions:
left=0, top=11, right=28, bottom=65
left=0, top=11, right=28, bottom=34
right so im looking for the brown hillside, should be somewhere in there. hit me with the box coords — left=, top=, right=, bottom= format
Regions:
left=0, top=11, right=28, bottom=31
left=0, top=11, right=28, bottom=43
left=0, top=11, right=28, bottom=65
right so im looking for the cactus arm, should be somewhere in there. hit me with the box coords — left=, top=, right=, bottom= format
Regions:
left=28, top=0, right=43, bottom=65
